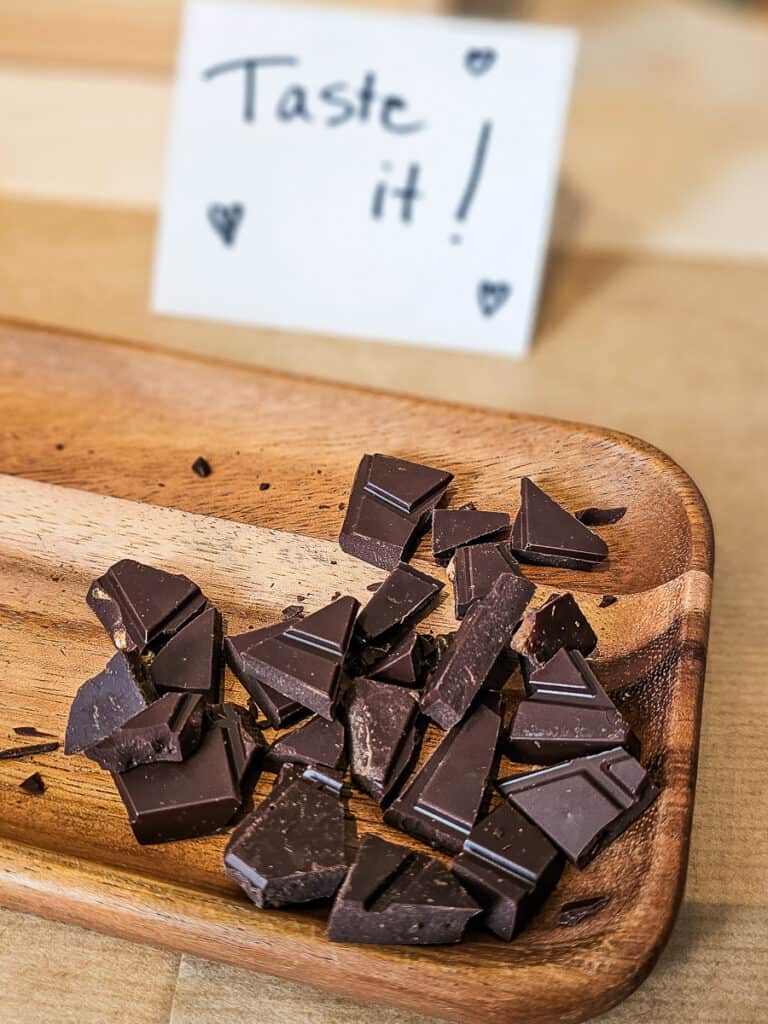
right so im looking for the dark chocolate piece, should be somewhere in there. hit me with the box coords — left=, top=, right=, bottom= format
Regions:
left=266, top=715, right=345, bottom=772
left=506, top=648, right=637, bottom=763
left=225, top=625, right=308, bottom=728
left=328, top=835, right=479, bottom=945
left=448, top=540, right=521, bottom=619
left=64, top=652, right=156, bottom=755
left=384, top=701, right=501, bottom=854
left=511, top=478, right=608, bottom=570
left=575, top=507, right=626, bottom=526
left=206, top=702, right=265, bottom=785
left=511, top=592, right=597, bottom=670
left=13, top=726, right=55, bottom=738
left=339, top=453, right=453, bottom=570
left=366, top=581, right=382, bottom=592
left=355, top=563, right=443, bottom=643
left=224, top=772, right=347, bottom=907
left=346, top=678, right=420, bottom=803
left=498, top=747, right=659, bottom=867
left=149, top=606, right=222, bottom=702
left=0, top=742, right=59, bottom=760
left=432, top=508, right=510, bottom=561
left=368, top=630, right=423, bottom=687
left=452, top=801, right=563, bottom=940
left=259, top=481, right=270, bottom=491
left=87, top=559, right=207, bottom=653
left=421, top=574, right=534, bottom=730
left=192, top=456, right=212, bottom=478
left=84, top=692, right=204, bottom=773
left=599, top=594, right=618, bottom=608
left=559, top=894, right=611, bottom=926
left=241, top=597, right=360, bottom=720
left=19, top=772, right=46, bottom=795
left=281, top=604, right=305, bottom=618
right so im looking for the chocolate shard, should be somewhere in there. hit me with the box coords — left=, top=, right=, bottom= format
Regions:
left=224, top=772, right=348, bottom=907
left=421, top=574, right=534, bottom=730
left=559, top=894, right=611, bottom=926
left=448, top=540, right=521, bottom=619
left=346, top=678, right=421, bottom=804
left=355, top=563, right=443, bottom=644
left=266, top=715, right=346, bottom=773
left=328, top=835, right=479, bottom=945
left=384, top=700, right=501, bottom=854
left=19, top=772, right=46, bottom=795
left=84, top=692, right=204, bottom=773
left=451, top=802, right=563, bottom=940
left=498, top=747, right=659, bottom=867
left=0, top=742, right=59, bottom=760
left=368, top=630, right=424, bottom=688
left=113, top=703, right=263, bottom=844
left=512, top=592, right=597, bottom=671
left=149, top=606, right=222, bottom=703
left=225, top=624, right=308, bottom=728
left=511, top=478, right=609, bottom=570
left=575, top=507, right=626, bottom=527
left=507, top=648, right=638, bottom=763
left=241, top=597, right=360, bottom=720
left=432, top=508, right=510, bottom=561
left=86, top=559, right=208, bottom=653
left=64, top=652, right=157, bottom=755
left=339, top=453, right=453, bottom=570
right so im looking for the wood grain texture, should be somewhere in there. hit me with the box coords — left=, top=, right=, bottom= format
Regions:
left=0, top=328, right=712, bottom=1024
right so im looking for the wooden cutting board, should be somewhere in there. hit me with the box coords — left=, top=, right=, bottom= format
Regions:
left=0, top=327, right=712, bottom=1024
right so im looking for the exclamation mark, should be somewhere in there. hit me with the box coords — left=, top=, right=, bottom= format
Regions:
left=450, top=120, right=493, bottom=244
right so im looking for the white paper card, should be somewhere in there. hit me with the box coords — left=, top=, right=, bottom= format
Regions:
left=153, top=1, right=577, bottom=355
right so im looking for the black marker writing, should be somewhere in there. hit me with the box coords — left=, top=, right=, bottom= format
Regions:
left=203, top=56, right=298, bottom=122
left=371, top=163, right=423, bottom=223
left=455, top=120, right=492, bottom=222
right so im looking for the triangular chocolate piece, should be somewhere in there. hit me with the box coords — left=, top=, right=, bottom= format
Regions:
left=368, top=631, right=424, bottom=687
left=206, top=702, right=265, bottom=786
left=511, top=478, right=608, bottom=570
left=225, top=624, right=308, bottom=728
left=283, top=595, right=359, bottom=655
left=384, top=701, right=501, bottom=854
left=150, top=606, right=222, bottom=702
left=432, top=509, right=510, bottom=561
left=364, top=454, right=453, bottom=514
left=64, top=652, right=156, bottom=755
left=224, top=772, right=348, bottom=907
left=346, top=679, right=421, bottom=804
left=512, top=592, right=597, bottom=670
left=452, top=802, right=563, bottom=940
left=448, top=540, right=521, bottom=619
left=421, top=574, right=534, bottom=730
left=498, top=747, right=659, bottom=867
left=356, top=564, right=443, bottom=643
left=267, top=715, right=346, bottom=772
left=328, top=835, right=479, bottom=945
left=87, top=559, right=207, bottom=653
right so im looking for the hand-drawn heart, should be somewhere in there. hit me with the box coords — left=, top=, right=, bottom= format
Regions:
left=464, top=48, right=497, bottom=76
left=477, top=280, right=511, bottom=318
left=207, top=203, right=244, bottom=246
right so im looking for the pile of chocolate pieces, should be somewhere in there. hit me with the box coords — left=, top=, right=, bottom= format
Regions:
left=65, top=454, right=657, bottom=946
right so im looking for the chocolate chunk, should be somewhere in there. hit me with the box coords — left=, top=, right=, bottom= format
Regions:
left=113, top=704, right=262, bottom=844
left=225, top=625, right=308, bottom=728
left=421, top=574, right=534, bottom=730
left=224, top=771, right=348, bottom=907
left=507, top=648, right=637, bottom=763
left=448, top=540, right=521, bottom=619
left=241, top=597, right=359, bottom=720
left=599, top=594, right=618, bottom=608
left=13, top=726, right=55, bottom=738
left=191, top=456, right=212, bottom=478
left=64, top=652, right=156, bottom=755
left=368, top=631, right=424, bottom=687
left=149, top=606, right=222, bottom=703
left=512, top=592, right=597, bottom=671
left=19, top=772, right=46, bottom=795
left=87, top=559, right=208, bottom=653
left=0, top=742, right=59, bottom=760
left=432, top=508, right=510, bottom=561
left=384, top=701, right=501, bottom=854
left=498, top=747, right=659, bottom=867
left=575, top=507, right=626, bottom=527
left=559, top=894, right=611, bottom=926
left=346, top=679, right=421, bottom=804
left=452, top=802, right=563, bottom=940
left=267, top=715, right=345, bottom=772
left=355, top=563, right=443, bottom=643
left=339, top=454, right=453, bottom=570
left=206, top=702, right=265, bottom=785
left=511, top=478, right=608, bottom=570
left=328, top=835, right=479, bottom=945
left=84, top=692, right=204, bottom=773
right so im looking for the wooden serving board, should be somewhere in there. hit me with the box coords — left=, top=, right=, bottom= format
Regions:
left=0, top=327, right=713, bottom=1024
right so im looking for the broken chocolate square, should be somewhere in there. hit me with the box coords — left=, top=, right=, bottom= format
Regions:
left=355, top=563, right=443, bottom=644
left=149, top=606, right=222, bottom=703
left=432, top=508, right=510, bottom=561
left=511, top=478, right=609, bottom=570
left=368, top=630, right=424, bottom=687
left=448, top=540, right=521, bottom=619
left=85, top=692, right=204, bottom=773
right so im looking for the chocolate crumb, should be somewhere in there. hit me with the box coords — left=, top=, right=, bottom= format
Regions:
left=575, top=507, right=627, bottom=527
left=318, top=504, right=331, bottom=510
left=599, top=595, right=618, bottom=608
left=338, top=502, right=346, bottom=511
left=259, top=482, right=270, bottom=491
left=458, top=501, right=477, bottom=511
left=13, top=727, right=56, bottom=738
left=55, top=443, right=64, bottom=451
left=296, top=595, right=306, bottom=602
left=19, top=772, right=45, bottom=796
left=0, top=742, right=59, bottom=760
left=559, top=895, right=611, bottom=926
left=330, top=560, right=337, bottom=565
left=366, top=582, right=382, bottom=592
left=192, top=456, right=212, bottom=478
left=331, top=591, right=341, bottom=602
left=51, top=576, right=60, bottom=583
left=282, top=605, right=305, bottom=619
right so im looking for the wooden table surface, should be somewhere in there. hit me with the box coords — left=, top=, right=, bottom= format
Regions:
left=1, top=1, right=766, bottom=1022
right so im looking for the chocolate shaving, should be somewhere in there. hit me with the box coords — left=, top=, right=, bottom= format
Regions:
left=575, top=507, right=627, bottom=526
left=0, top=742, right=59, bottom=760
left=559, top=894, right=611, bottom=926
left=13, top=726, right=56, bottom=738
